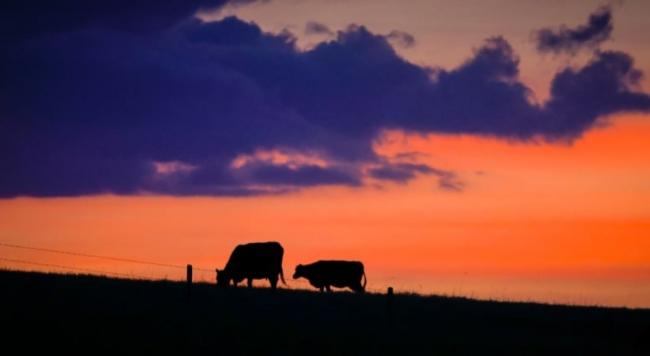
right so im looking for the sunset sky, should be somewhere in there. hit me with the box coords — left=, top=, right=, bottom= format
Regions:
left=1, top=0, right=650, bottom=308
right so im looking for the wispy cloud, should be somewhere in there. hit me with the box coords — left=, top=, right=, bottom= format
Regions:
left=305, top=21, right=334, bottom=36
left=535, top=6, right=613, bottom=54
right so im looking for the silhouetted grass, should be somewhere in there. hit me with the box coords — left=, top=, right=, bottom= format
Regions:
left=1, top=270, right=648, bottom=355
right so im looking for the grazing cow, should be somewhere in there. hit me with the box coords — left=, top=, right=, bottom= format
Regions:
left=293, top=260, right=366, bottom=293
left=217, top=241, right=286, bottom=289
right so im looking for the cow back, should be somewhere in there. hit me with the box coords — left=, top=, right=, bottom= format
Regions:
left=303, top=260, right=364, bottom=287
left=225, top=241, right=284, bottom=279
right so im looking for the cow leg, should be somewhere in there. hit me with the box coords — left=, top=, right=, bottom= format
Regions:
left=269, top=275, right=278, bottom=289
left=326, top=285, right=332, bottom=293
left=247, top=278, right=253, bottom=288
left=353, top=283, right=365, bottom=293
left=319, top=286, right=325, bottom=293
left=232, top=280, right=238, bottom=288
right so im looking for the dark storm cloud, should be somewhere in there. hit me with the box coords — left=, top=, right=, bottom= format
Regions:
left=543, top=50, right=649, bottom=137
left=184, top=15, right=295, bottom=48
left=305, top=21, right=334, bottom=36
left=535, top=6, right=613, bottom=54
left=0, top=0, right=236, bottom=40
left=1, top=2, right=649, bottom=198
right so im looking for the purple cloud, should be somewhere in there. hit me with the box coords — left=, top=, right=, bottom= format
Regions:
left=1, top=3, right=649, bottom=198
left=535, top=6, right=613, bottom=54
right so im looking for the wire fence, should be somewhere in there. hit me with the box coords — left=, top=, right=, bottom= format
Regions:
left=1, top=242, right=397, bottom=322
left=0, top=242, right=216, bottom=282
left=0, top=257, right=152, bottom=279
left=0, top=242, right=337, bottom=291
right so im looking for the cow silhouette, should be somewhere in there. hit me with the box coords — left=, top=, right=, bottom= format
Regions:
left=293, top=260, right=366, bottom=293
left=217, top=241, right=286, bottom=289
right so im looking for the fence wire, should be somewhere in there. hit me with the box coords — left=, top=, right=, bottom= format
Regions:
left=0, top=257, right=153, bottom=279
left=0, top=242, right=214, bottom=272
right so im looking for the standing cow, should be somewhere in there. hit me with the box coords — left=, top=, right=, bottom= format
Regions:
left=293, top=260, right=366, bottom=293
left=217, top=241, right=286, bottom=289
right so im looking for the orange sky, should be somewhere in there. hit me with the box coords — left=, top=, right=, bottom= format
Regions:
left=1, top=113, right=649, bottom=308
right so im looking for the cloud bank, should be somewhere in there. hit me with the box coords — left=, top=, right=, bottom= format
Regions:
left=1, top=2, right=649, bottom=197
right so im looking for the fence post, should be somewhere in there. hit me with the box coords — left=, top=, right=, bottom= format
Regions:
left=186, top=264, right=193, bottom=296
left=386, top=286, right=394, bottom=327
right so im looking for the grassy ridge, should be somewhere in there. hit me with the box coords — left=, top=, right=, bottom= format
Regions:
left=1, top=270, right=648, bottom=355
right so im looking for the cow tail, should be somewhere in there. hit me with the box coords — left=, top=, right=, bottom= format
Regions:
left=362, top=270, right=367, bottom=291
left=280, top=267, right=287, bottom=285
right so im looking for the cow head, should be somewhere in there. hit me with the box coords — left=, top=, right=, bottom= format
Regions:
left=216, top=269, right=230, bottom=287
left=293, top=264, right=305, bottom=279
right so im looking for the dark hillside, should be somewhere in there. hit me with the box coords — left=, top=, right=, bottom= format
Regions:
left=1, top=270, right=648, bottom=355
